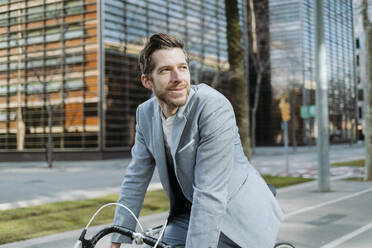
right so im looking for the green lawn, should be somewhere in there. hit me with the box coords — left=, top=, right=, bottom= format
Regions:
left=0, top=190, right=169, bottom=245
left=263, top=175, right=313, bottom=188
left=343, top=177, right=365, bottom=181
left=0, top=175, right=312, bottom=245
left=331, top=159, right=365, bottom=167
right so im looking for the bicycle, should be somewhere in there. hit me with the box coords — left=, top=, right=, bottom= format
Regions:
left=73, top=202, right=295, bottom=248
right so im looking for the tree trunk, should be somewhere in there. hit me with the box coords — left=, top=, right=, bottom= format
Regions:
left=47, top=108, right=53, bottom=168
left=224, top=0, right=251, bottom=160
left=251, top=70, right=263, bottom=154
left=16, top=9, right=24, bottom=151
left=362, top=0, right=372, bottom=181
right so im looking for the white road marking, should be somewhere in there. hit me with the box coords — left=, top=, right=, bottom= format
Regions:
left=285, top=187, right=372, bottom=218
left=320, top=221, right=372, bottom=248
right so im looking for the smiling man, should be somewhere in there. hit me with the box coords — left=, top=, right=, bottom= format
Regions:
left=110, top=33, right=283, bottom=248
left=141, top=47, right=191, bottom=117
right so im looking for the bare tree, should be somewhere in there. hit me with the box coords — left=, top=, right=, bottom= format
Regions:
left=16, top=3, right=75, bottom=168
left=30, top=66, right=69, bottom=168
left=16, top=8, right=25, bottom=151
left=273, top=42, right=303, bottom=151
left=224, top=0, right=251, bottom=159
left=362, top=0, right=372, bottom=181
left=247, top=0, right=271, bottom=154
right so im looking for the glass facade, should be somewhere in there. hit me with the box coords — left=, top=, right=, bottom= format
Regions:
left=353, top=0, right=372, bottom=139
left=0, top=0, right=233, bottom=153
left=0, top=0, right=99, bottom=151
left=269, top=0, right=357, bottom=145
left=0, top=0, right=359, bottom=156
left=102, top=0, right=231, bottom=149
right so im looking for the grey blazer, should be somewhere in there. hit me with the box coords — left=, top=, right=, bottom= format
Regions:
left=112, top=84, right=284, bottom=248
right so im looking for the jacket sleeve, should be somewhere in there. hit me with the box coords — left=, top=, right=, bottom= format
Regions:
left=186, top=96, right=236, bottom=248
left=111, top=106, right=155, bottom=243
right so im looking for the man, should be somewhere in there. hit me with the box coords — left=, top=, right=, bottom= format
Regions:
left=111, top=33, right=283, bottom=248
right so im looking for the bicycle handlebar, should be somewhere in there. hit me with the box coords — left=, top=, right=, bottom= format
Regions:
left=77, top=225, right=173, bottom=248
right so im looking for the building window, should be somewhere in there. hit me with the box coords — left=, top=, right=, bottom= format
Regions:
left=356, top=38, right=360, bottom=49
left=358, top=89, right=364, bottom=101
left=359, top=107, right=363, bottom=119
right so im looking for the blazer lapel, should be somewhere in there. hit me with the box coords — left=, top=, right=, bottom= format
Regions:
left=170, top=87, right=195, bottom=158
left=152, top=103, right=171, bottom=196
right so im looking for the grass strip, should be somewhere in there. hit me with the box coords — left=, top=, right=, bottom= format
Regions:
left=263, top=175, right=313, bottom=188
left=331, top=159, right=365, bottom=167
left=0, top=190, right=169, bottom=245
left=0, top=175, right=311, bottom=245
left=343, top=177, right=364, bottom=181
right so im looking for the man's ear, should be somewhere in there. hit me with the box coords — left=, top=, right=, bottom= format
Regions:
left=141, top=74, right=152, bottom=90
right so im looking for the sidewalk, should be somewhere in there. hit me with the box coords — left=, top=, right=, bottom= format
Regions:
left=0, top=143, right=369, bottom=247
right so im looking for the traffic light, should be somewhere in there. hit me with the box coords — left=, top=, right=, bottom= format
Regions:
left=279, top=98, right=291, bottom=122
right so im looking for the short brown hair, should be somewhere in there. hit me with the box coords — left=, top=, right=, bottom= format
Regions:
left=139, top=33, right=189, bottom=78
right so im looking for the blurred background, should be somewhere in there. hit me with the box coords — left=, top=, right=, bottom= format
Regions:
left=0, top=0, right=370, bottom=162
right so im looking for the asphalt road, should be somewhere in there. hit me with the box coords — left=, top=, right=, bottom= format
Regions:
left=0, top=159, right=161, bottom=210
left=251, top=143, right=365, bottom=176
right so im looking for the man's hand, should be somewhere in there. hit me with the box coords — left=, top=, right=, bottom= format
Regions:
left=110, top=242, right=121, bottom=248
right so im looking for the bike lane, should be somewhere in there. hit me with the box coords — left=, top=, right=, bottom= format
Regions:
left=277, top=180, right=372, bottom=248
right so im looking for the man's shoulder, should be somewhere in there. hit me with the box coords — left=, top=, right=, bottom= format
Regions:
left=136, top=96, right=158, bottom=119
left=192, top=83, right=231, bottom=106
left=138, top=96, right=157, bottom=111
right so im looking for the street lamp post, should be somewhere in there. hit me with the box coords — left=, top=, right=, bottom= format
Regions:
left=315, top=0, right=330, bottom=192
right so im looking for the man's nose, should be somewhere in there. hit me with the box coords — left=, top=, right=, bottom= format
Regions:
left=170, top=69, right=182, bottom=82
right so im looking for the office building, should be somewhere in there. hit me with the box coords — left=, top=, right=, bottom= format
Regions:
left=0, top=0, right=230, bottom=159
left=0, top=0, right=359, bottom=160
left=269, top=0, right=357, bottom=145
left=353, top=0, right=372, bottom=140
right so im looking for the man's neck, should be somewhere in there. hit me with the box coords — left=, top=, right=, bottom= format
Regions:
left=159, top=102, right=178, bottom=118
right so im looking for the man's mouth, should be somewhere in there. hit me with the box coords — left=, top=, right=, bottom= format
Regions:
left=168, top=87, right=185, bottom=92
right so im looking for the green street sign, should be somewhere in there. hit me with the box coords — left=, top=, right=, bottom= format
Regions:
left=300, top=105, right=316, bottom=119
left=300, top=106, right=309, bottom=119
left=309, top=105, right=316, bottom=118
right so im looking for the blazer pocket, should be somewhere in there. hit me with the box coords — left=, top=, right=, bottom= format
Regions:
left=227, top=172, right=249, bottom=203
left=177, top=139, right=195, bottom=154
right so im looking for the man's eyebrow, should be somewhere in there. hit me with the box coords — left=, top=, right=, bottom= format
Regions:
left=157, top=62, right=188, bottom=71
left=157, top=65, right=171, bottom=71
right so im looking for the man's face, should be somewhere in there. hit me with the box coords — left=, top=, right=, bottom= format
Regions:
left=142, top=48, right=190, bottom=115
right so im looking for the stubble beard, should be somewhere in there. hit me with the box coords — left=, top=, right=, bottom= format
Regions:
left=157, top=87, right=190, bottom=109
